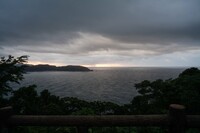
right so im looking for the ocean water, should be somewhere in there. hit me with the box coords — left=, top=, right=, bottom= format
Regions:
left=13, top=67, right=186, bottom=104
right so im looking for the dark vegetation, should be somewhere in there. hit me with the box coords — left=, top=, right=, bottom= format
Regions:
left=25, top=64, right=92, bottom=72
left=0, top=55, right=200, bottom=133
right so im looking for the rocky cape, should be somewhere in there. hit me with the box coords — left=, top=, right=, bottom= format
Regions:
left=25, top=64, right=92, bottom=72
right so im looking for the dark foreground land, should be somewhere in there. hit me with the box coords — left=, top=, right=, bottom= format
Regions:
left=1, top=56, right=200, bottom=133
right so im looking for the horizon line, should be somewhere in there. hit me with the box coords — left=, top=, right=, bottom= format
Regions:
left=26, top=63, right=198, bottom=68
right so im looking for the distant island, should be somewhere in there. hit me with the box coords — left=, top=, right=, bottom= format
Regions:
left=25, top=64, right=92, bottom=72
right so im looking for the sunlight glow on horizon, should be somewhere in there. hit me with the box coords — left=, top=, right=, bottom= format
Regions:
left=28, top=61, right=126, bottom=67
left=83, top=64, right=126, bottom=67
left=28, top=61, right=64, bottom=66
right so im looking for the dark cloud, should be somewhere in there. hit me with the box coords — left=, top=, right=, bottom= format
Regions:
left=1, top=0, right=200, bottom=43
left=0, top=0, right=200, bottom=66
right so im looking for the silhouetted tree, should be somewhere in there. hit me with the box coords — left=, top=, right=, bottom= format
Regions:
left=10, top=85, right=39, bottom=114
left=0, top=55, right=28, bottom=106
left=131, top=67, right=200, bottom=114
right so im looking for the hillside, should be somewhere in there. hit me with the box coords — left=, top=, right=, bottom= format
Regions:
left=25, top=64, right=92, bottom=72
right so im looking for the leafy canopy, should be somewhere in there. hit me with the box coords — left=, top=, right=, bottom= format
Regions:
left=0, top=55, right=28, bottom=97
left=131, top=67, right=200, bottom=114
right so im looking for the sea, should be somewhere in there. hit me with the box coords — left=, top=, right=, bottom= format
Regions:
left=13, top=67, right=187, bottom=105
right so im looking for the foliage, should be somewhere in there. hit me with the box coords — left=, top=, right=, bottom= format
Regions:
left=131, top=67, right=200, bottom=115
left=0, top=55, right=28, bottom=98
left=39, top=89, right=64, bottom=115
left=10, top=85, right=39, bottom=114
left=10, top=87, right=123, bottom=115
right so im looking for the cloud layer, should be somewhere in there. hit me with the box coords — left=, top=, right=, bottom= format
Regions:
left=0, top=0, right=200, bottom=66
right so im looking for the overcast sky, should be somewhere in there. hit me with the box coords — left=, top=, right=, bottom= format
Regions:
left=0, top=0, right=200, bottom=67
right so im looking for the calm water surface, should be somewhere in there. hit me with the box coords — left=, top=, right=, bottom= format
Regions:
left=14, top=67, right=186, bottom=104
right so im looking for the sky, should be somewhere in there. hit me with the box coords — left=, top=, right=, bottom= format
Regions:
left=0, top=0, right=200, bottom=67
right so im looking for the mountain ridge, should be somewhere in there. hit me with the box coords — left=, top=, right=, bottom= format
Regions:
left=24, top=64, right=92, bottom=72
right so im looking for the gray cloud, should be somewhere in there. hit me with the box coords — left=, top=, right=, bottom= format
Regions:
left=0, top=0, right=200, bottom=66
left=1, top=0, right=200, bottom=42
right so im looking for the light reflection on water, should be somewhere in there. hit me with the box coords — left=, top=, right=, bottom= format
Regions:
left=13, top=67, right=186, bottom=104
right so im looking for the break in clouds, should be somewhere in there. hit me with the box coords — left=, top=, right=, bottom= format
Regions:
left=0, top=0, right=200, bottom=66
